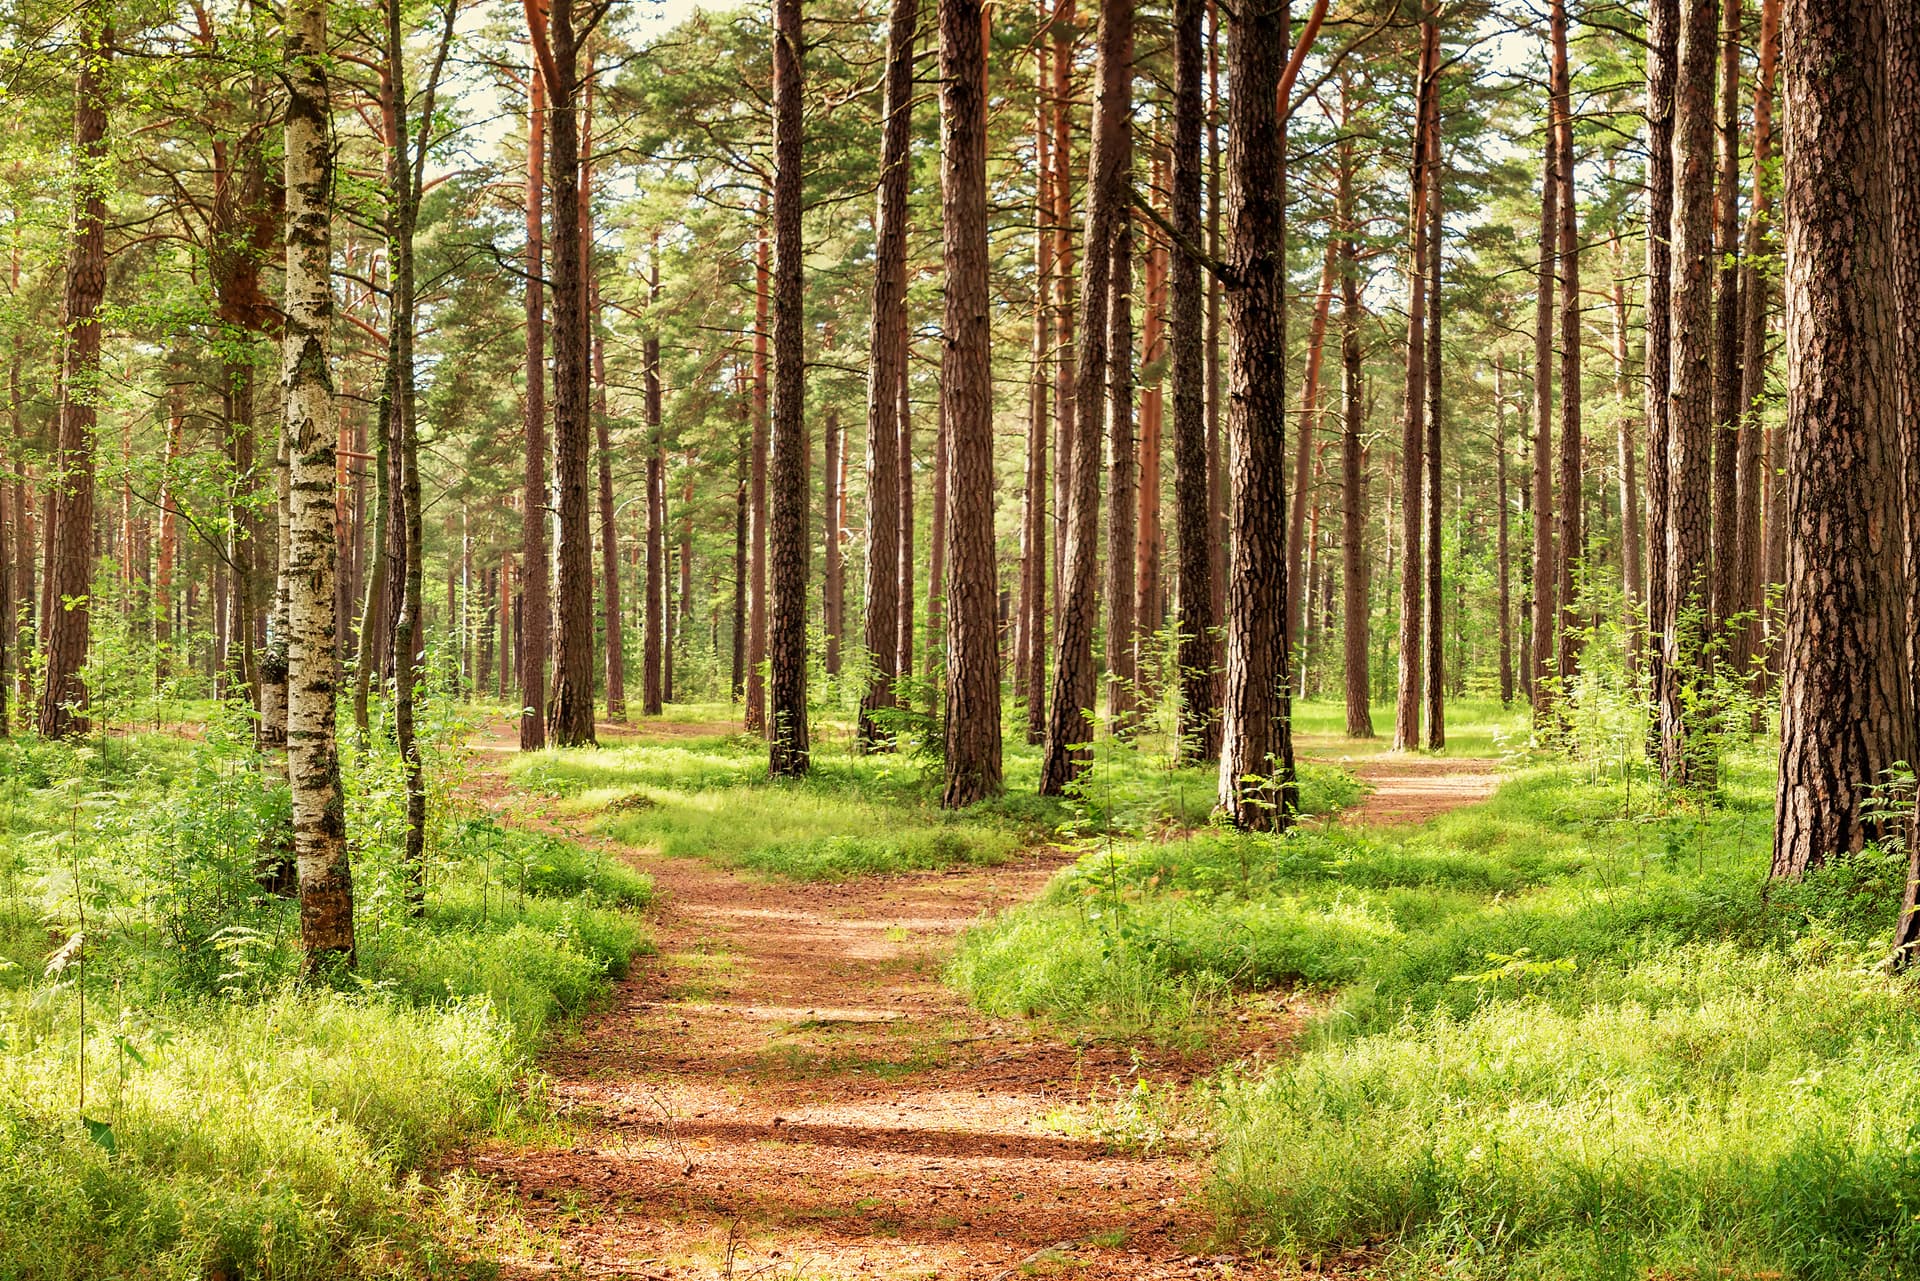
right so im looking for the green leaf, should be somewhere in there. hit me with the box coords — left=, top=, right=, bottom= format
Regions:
left=83, top=1117, right=116, bottom=1155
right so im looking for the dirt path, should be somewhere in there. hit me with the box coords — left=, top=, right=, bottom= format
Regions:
left=1340, top=755, right=1503, bottom=826
left=457, top=737, right=1499, bottom=1280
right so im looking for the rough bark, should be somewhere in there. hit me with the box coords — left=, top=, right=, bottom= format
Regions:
left=857, top=3, right=913, bottom=749
left=37, top=2, right=111, bottom=740
left=1663, top=0, right=1718, bottom=783
left=897, top=331, right=915, bottom=679
left=517, top=28, right=550, bottom=749
left=1392, top=21, right=1436, bottom=752
left=1551, top=0, right=1582, bottom=702
left=766, top=0, right=809, bottom=775
left=1019, top=29, right=1051, bottom=745
left=284, top=0, right=353, bottom=967
left=1051, top=0, right=1078, bottom=621
left=1423, top=40, right=1445, bottom=751
left=748, top=213, right=771, bottom=731
left=1709, top=0, right=1743, bottom=633
left=1773, top=0, right=1908, bottom=878
left=1290, top=246, right=1336, bottom=677
left=1733, top=0, right=1780, bottom=684
left=1529, top=96, right=1558, bottom=718
left=732, top=384, right=748, bottom=698
left=1216, top=0, right=1296, bottom=831
left=1612, top=267, right=1644, bottom=654
left=1645, top=0, right=1676, bottom=758
left=823, top=406, right=844, bottom=677
left=939, top=0, right=1003, bottom=807
left=1496, top=363, right=1514, bottom=706
left=644, top=256, right=664, bottom=716
left=1040, top=0, right=1129, bottom=796
left=1171, top=0, right=1218, bottom=761
left=1338, top=96, right=1373, bottom=737
left=1105, top=171, right=1138, bottom=731
left=594, top=212, right=626, bottom=720
left=1889, top=0, right=1920, bottom=962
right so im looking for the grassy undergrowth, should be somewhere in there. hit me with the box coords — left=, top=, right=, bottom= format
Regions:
left=507, top=714, right=1360, bottom=880
left=954, top=700, right=1920, bottom=1278
left=0, top=718, right=653, bottom=1280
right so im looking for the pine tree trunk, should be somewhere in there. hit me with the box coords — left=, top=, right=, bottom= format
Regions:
left=1019, top=31, right=1050, bottom=744
left=595, top=266, right=626, bottom=717
left=897, top=337, right=915, bottom=680
left=642, top=253, right=664, bottom=716
left=1708, top=0, right=1743, bottom=633
left=1171, top=0, right=1217, bottom=762
left=1392, top=23, right=1435, bottom=752
left=746, top=213, right=770, bottom=733
left=1645, top=0, right=1676, bottom=756
left=1612, top=268, right=1644, bottom=658
left=1136, top=161, right=1167, bottom=694
left=541, top=0, right=596, bottom=747
left=1529, top=97, right=1558, bottom=717
left=1217, top=0, right=1296, bottom=830
left=938, top=0, right=1003, bottom=806
left=1422, top=40, right=1445, bottom=750
left=823, top=407, right=844, bottom=677
left=1734, top=0, right=1780, bottom=687
left=1551, top=0, right=1582, bottom=701
left=1338, top=96, right=1374, bottom=738
left=516, top=47, right=549, bottom=750
left=766, top=0, right=810, bottom=775
left=1051, top=0, right=1078, bottom=622
left=857, top=0, right=911, bottom=750
left=1206, top=0, right=1225, bottom=648
left=37, top=2, right=110, bottom=740
left=1040, top=0, right=1129, bottom=796
left=1290, top=244, right=1336, bottom=682
left=1105, top=158, right=1138, bottom=732
left=732, top=388, right=748, bottom=699
left=1663, top=0, right=1718, bottom=782
left=926, top=385, right=948, bottom=706
left=1496, top=363, right=1514, bottom=706
left=284, top=0, right=353, bottom=967
left=1889, top=0, right=1920, bottom=962
left=1773, top=0, right=1908, bottom=878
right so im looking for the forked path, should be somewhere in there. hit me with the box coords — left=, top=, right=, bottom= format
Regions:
left=459, top=741, right=1500, bottom=1280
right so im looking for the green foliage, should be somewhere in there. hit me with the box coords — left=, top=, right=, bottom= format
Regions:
left=0, top=724, right=654, bottom=1279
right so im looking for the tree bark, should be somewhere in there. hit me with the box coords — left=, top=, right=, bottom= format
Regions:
left=1663, top=0, right=1718, bottom=783
left=1289, top=244, right=1337, bottom=685
left=1709, top=0, right=1743, bottom=634
left=1105, top=151, right=1138, bottom=732
left=1529, top=90, right=1558, bottom=719
left=1645, top=0, right=1676, bottom=758
left=857, top=0, right=914, bottom=750
left=1051, top=0, right=1078, bottom=622
left=644, top=256, right=664, bottom=716
left=1733, top=0, right=1780, bottom=685
left=1552, top=0, right=1582, bottom=703
left=747, top=212, right=771, bottom=732
left=541, top=0, right=596, bottom=747
left=37, top=1, right=111, bottom=740
left=1772, top=0, right=1908, bottom=878
left=939, top=0, right=1003, bottom=807
left=1392, top=20, right=1436, bottom=752
left=823, top=406, right=844, bottom=677
left=1137, top=159, right=1167, bottom=695
left=1423, top=36, right=1445, bottom=750
left=767, top=0, right=810, bottom=776
left=1217, top=0, right=1296, bottom=830
left=1040, top=0, right=1129, bottom=796
left=515, top=13, right=551, bottom=749
left=897, top=329, right=915, bottom=680
left=284, top=0, right=353, bottom=967
left=1171, top=0, right=1217, bottom=761
left=1889, top=0, right=1920, bottom=962
left=1496, top=362, right=1514, bottom=706
left=1019, top=28, right=1051, bottom=745
left=594, top=200, right=626, bottom=721
left=1612, top=266, right=1644, bottom=659
left=1338, top=91, right=1373, bottom=737
left=732, top=380, right=748, bottom=699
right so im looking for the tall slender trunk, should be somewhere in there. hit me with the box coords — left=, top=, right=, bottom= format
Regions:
left=155, top=384, right=183, bottom=684
left=1217, top=0, right=1295, bottom=830
left=897, top=329, right=915, bottom=679
left=1734, top=0, right=1780, bottom=686
left=1611, top=264, right=1644, bottom=644
left=1136, top=166, right=1166, bottom=698
left=939, top=0, right=1003, bottom=806
left=1529, top=93, right=1558, bottom=717
left=515, top=48, right=549, bottom=749
left=731, top=378, right=749, bottom=699
left=37, top=2, right=111, bottom=740
left=747, top=209, right=771, bottom=733
left=1708, top=0, right=1743, bottom=632
left=1105, top=106, right=1138, bottom=733
left=1663, top=0, right=1719, bottom=782
left=766, top=0, right=809, bottom=775
left=1773, top=0, right=1906, bottom=877
left=1338, top=91, right=1373, bottom=737
left=1495, top=363, right=1514, bottom=706
left=1040, top=0, right=1129, bottom=796
left=644, top=255, right=664, bottom=716
left=1171, top=0, right=1216, bottom=761
left=1551, top=0, right=1582, bottom=700
left=1051, top=0, right=1077, bottom=620
left=1645, top=0, right=1676, bottom=754
left=1423, top=38, right=1445, bottom=750
left=860, top=0, right=910, bottom=752
left=823, top=407, right=844, bottom=677
left=284, top=0, right=352, bottom=966
left=540, top=0, right=596, bottom=747
left=1289, top=244, right=1337, bottom=679
left=1888, top=0, right=1920, bottom=961
left=1391, top=21, right=1436, bottom=752
left=593, top=114, right=626, bottom=721
left=1019, top=26, right=1050, bottom=745
left=1205, top=0, right=1225, bottom=644
left=926, top=384, right=948, bottom=706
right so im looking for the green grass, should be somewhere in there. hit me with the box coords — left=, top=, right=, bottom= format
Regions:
left=507, top=710, right=1362, bottom=880
left=0, top=727, right=654, bottom=1279
left=951, top=695, right=1920, bottom=1277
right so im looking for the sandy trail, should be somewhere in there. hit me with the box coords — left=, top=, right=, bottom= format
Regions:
left=456, top=730, right=1498, bottom=1279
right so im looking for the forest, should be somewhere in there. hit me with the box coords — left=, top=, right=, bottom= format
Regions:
left=1, top=0, right=1917, bottom=1275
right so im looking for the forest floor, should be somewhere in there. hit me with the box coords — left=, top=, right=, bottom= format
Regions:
left=454, top=728, right=1501, bottom=1280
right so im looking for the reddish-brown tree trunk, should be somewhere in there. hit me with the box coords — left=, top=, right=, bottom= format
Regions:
left=1551, top=0, right=1582, bottom=701
left=1337, top=89, right=1373, bottom=737
left=1530, top=79, right=1559, bottom=717
left=644, top=257, right=664, bottom=716
left=767, top=0, right=809, bottom=775
left=823, top=406, right=844, bottom=677
left=1708, top=0, right=1743, bottom=634
left=1051, top=0, right=1078, bottom=620
left=1289, top=243, right=1336, bottom=679
left=747, top=210, right=771, bottom=733
left=1735, top=0, right=1781, bottom=685
left=1105, top=120, right=1138, bottom=732
left=1645, top=0, right=1676, bottom=753
left=1423, top=42, right=1445, bottom=750
left=1392, top=20, right=1437, bottom=751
